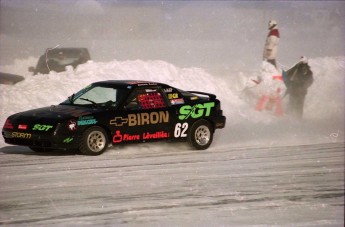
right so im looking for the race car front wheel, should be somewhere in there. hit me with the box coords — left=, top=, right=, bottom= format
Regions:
left=188, top=120, right=213, bottom=150
left=79, top=126, right=108, bottom=155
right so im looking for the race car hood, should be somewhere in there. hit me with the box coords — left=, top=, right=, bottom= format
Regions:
left=8, top=105, right=99, bottom=123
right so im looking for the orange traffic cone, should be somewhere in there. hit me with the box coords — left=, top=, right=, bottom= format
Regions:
left=275, top=90, right=283, bottom=116
left=266, top=95, right=276, bottom=111
left=256, top=95, right=268, bottom=111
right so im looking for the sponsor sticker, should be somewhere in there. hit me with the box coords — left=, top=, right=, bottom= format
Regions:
left=168, top=93, right=179, bottom=99
left=63, top=137, right=74, bottom=143
left=179, top=102, right=215, bottom=120
left=78, top=116, right=97, bottom=126
left=110, top=111, right=169, bottom=127
left=170, top=98, right=184, bottom=105
left=33, top=124, right=53, bottom=131
left=164, top=88, right=173, bottom=93
left=112, top=130, right=170, bottom=143
left=68, top=120, right=77, bottom=131
left=113, top=130, right=140, bottom=143
left=18, top=124, right=28, bottom=130
left=11, top=132, right=31, bottom=139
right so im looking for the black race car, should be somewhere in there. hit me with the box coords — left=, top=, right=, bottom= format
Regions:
left=2, top=80, right=226, bottom=155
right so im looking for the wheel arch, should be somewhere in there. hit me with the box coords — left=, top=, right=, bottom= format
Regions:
left=188, top=118, right=214, bottom=150
left=82, top=123, right=112, bottom=141
left=79, top=125, right=109, bottom=155
left=192, top=118, right=215, bottom=133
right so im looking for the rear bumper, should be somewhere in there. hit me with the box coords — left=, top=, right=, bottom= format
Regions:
left=214, top=115, right=226, bottom=129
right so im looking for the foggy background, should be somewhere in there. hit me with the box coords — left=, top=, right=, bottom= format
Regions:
left=1, top=0, right=344, bottom=75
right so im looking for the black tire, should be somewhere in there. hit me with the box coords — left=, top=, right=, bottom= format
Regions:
left=79, top=126, right=108, bottom=155
left=188, top=120, right=213, bottom=150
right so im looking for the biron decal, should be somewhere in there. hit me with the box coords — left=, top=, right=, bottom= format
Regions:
left=110, top=111, right=169, bottom=127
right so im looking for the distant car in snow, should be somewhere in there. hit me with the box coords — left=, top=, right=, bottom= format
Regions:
left=28, top=47, right=91, bottom=75
left=2, top=80, right=226, bottom=155
left=0, top=72, right=24, bottom=85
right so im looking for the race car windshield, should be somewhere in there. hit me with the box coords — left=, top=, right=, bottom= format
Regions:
left=61, top=85, right=127, bottom=108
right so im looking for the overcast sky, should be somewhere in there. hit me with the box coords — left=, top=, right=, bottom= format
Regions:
left=1, top=0, right=344, bottom=74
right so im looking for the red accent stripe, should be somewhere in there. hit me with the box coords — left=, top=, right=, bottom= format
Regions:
left=272, top=75, right=283, bottom=81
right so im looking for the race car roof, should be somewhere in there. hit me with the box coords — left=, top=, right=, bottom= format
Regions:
left=91, top=80, right=216, bottom=99
left=92, top=80, right=167, bottom=88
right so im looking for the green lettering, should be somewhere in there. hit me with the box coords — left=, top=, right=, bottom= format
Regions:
left=179, top=105, right=191, bottom=120
left=190, top=104, right=204, bottom=118
left=203, top=102, right=215, bottom=116
left=179, top=102, right=215, bottom=120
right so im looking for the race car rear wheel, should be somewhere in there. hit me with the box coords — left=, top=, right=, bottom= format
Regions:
left=79, top=126, right=108, bottom=155
left=188, top=120, right=213, bottom=150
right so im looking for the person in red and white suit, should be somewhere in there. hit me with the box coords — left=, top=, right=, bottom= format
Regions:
left=263, top=20, right=280, bottom=68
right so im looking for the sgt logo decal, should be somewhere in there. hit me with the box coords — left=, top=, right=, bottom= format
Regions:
left=33, top=124, right=53, bottom=131
left=179, top=102, right=215, bottom=120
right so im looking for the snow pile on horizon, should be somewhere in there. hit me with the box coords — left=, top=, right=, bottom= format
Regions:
left=0, top=58, right=238, bottom=116
left=0, top=56, right=344, bottom=148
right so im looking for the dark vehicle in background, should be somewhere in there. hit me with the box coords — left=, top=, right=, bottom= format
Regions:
left=0, top=72, right=24, bottom=85
left=2, top=80, right=226, bottom=155
left=28, top=48, right=91, bottom=75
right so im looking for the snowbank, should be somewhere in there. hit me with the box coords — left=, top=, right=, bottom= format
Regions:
left=0, top=56, right=344, bottom=148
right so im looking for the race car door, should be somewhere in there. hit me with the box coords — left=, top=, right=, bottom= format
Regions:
left=111, top=87, right=172, bottom=144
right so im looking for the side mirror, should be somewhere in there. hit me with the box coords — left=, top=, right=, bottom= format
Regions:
left=28, top=66, right=35, bottom=72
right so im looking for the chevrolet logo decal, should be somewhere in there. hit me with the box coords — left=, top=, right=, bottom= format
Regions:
left=110, top=117, right=128, bottom=126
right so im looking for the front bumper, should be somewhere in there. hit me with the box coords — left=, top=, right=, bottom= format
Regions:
left=2, top=130, right=79, bottom=150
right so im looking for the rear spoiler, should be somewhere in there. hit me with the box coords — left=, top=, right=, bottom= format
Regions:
left=187, top=91, right=216, bottom=99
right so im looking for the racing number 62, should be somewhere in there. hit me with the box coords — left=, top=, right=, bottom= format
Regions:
left=174, top=122, right=188, bottom=138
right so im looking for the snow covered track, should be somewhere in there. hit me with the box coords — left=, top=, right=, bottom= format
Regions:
left=0, top=142, right=343, bottom=226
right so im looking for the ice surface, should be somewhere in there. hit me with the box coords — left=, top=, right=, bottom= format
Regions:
left=0, top=142, right=343, bottom=226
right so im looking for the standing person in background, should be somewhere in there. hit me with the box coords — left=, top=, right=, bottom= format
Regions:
left=255, top=20, right=282, bottom=116
left=263, top=20, right=280, bottom=68
left=284, top=56, right=314, bottom=119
